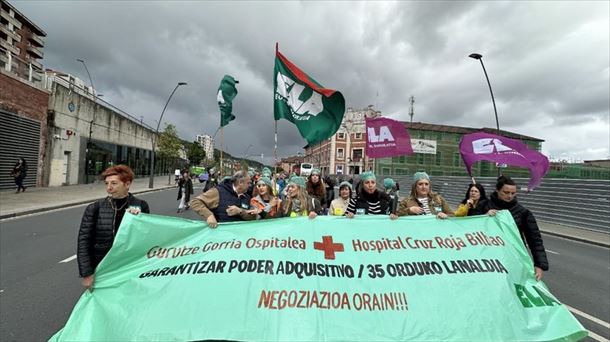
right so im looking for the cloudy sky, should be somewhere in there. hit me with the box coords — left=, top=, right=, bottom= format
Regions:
left=15, top=1, right=609, bottom=164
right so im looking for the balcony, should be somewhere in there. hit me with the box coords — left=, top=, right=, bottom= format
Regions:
left=0, top=24, right=20, bottom=42
left=26, top=44, right=43, bottom=59
left=27, top=57, right=42, bottom=70
left=0, top=10, right=21, bottom=30
left=0, top=39, right=17, bottom=54
left=28, top=33, right=44, bottom=47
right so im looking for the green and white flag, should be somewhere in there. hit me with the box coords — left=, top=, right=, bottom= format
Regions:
left=274, top=49, right=345, bottom=146
left=50, top=212, right=586, bottom=341
left=218, top=75, right=239, bottom=127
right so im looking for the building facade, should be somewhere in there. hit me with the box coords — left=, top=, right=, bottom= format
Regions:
left=44, top=74, right=180, bottom=185
left=196, top=134, right=214, bottom=161
left=374, top=122, right=543, bottom=178
left=0, top=0, right=45, bottom=83
left=0, top=0, right=48, bottom=190
left=304, top=106, right=379, bottom=176
left=277, top=155, right=304, bottom=174
left=304, top=105, right=544, bottom=179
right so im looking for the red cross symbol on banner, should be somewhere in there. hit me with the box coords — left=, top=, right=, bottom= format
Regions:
left=313, top=235, right=344, bottom=260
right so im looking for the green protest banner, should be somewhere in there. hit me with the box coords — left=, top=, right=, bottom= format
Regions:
left=51, top=211, right=586, bottom=341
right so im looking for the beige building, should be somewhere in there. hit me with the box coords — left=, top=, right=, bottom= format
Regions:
left=304, top=106, right=380, bottom=176
left=196, top=134, right=214, bottom=160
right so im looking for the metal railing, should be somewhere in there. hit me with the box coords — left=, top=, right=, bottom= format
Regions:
left=47, top=76, right=156, bottom=131
left=385, top=175, right=610, bottom=233
left=0, top=45, right=45, bottom=88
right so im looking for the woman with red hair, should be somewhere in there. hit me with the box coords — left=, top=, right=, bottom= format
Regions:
left=77, top=165, right=150, bottom=291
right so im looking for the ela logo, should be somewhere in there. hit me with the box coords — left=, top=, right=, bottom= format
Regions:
left=472, top=138, right=514, bottom=154
left=514, top=283, right=561, bottom=308
left=367, top=126, right=395, bottom=143
left=276, top=73, right=323, bottom=118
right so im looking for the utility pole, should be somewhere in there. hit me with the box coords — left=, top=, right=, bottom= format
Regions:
left=409, top=96, right=415, bottom=123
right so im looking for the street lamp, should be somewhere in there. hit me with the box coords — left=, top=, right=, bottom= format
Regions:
left=468, top=53, right=500, bottom=134
left=77, top=58, right=97, bottom=184
left=469, top=53, right=501, bottom=175
left=148, top=82, right=187, bottom=188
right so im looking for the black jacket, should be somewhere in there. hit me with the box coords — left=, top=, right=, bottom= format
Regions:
left=177, top=178, right=194, bottom=202
left=346, top=190, right=393, bottom=215
left=77, top=194, right=150, bottom=277
left=484, top=192, right=549, bottom=271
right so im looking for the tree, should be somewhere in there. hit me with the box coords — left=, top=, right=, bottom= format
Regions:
left=187, top=141, right=205, bottom=165
left=157, top=124, right=182, bottom=159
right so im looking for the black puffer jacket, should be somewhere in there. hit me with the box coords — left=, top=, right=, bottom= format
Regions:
left=485, top=192, right=549, bottom=271
left=77, top=194, right=150, bottom=277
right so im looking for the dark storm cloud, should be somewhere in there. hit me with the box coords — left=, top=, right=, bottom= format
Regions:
left=14, top=1, right=609, bottom=162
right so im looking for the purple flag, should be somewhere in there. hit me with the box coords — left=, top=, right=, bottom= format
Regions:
left=459, top=132, right=550, bottom=190
left=365, top=116, right=413, bottom=158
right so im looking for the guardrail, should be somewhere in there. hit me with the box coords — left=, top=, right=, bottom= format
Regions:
left=385, top=175, right=610, bottom=233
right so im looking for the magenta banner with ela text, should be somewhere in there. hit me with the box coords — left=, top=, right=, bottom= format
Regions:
left=459, top=132, right=550, bottom=190
left=365, top=116, right=413, bottom=158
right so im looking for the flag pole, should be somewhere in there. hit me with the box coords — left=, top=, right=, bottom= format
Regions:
left=471, top=176, right=476, bottom=184
left=220, top=127, right=224, bottom=177
left=274, top=120, right=278, bottom=171
left=274, top=42, right=279, bottom=174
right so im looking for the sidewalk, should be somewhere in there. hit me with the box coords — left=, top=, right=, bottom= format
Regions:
left=0, top=175, right=175, bottom=220
left=1, top=180, right=608, bottom=248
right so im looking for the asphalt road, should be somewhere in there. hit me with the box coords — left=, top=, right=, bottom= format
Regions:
left=0, top=187, right=608, bottom=341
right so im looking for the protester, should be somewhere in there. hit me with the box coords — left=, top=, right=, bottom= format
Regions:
left=77, top=165, right=150, bottom=290
left=324, top=176, right=336, bottom=211
left=177, top=170, right=194, bottom=213
left=190, top=170, right=257, bottom=228
left=384, top=178, right=399, bottom=216
left=250, top=176, right=281, bottom=219
left=281, top=176, right=321, bottom=219
left=276, top=173, right=286, bottom=199
left=10, top=157, right=27, bottom=193
left=174, top=168, right=181, bottom=184
left=346, top=171, right=398, bottom=219
left=483, top=175, right=549, bottom=280
left=306, top=168, right=326, bottom=208
left=198, top=171, right=208, bottom=184
left=397, top=172, right=453, bottom=219
left=246, top=170, right=259, bottom=198
left=203, top=169, right=218, bottom=192
left=329, top=181, right=352, bottom=216
left=455, top=183, right=488, bottom=217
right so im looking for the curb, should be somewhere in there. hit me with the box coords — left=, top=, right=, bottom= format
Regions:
left=540, top=229, right=610, bottom=248
left=0, top=186, right=174, bottom=220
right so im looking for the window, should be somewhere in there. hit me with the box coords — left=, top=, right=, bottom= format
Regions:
left=336, top=165, right=344, bottom=175
left=352, top=149, right=363, bottom=160
left=337, top=133, right=345, bottom=139
left=382, top=168, right=391, bottom=175
left=417, top=154, right=424, bottom=164
left=453, top=153, right=462, bottom=167
left=337, top=148, right=344, bottom=159
left=436, top=152, right=442, bottom=166
left=355, top=133, right=362, bottom=140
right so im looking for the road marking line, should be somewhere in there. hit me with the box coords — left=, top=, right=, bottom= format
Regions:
left=565, top=304, right=610, bottom=329
left=586, top=330, right=608, bottom=342
left=59, top=254, right=77, bottom=263
left=546, top=249, right=560, bottom=255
